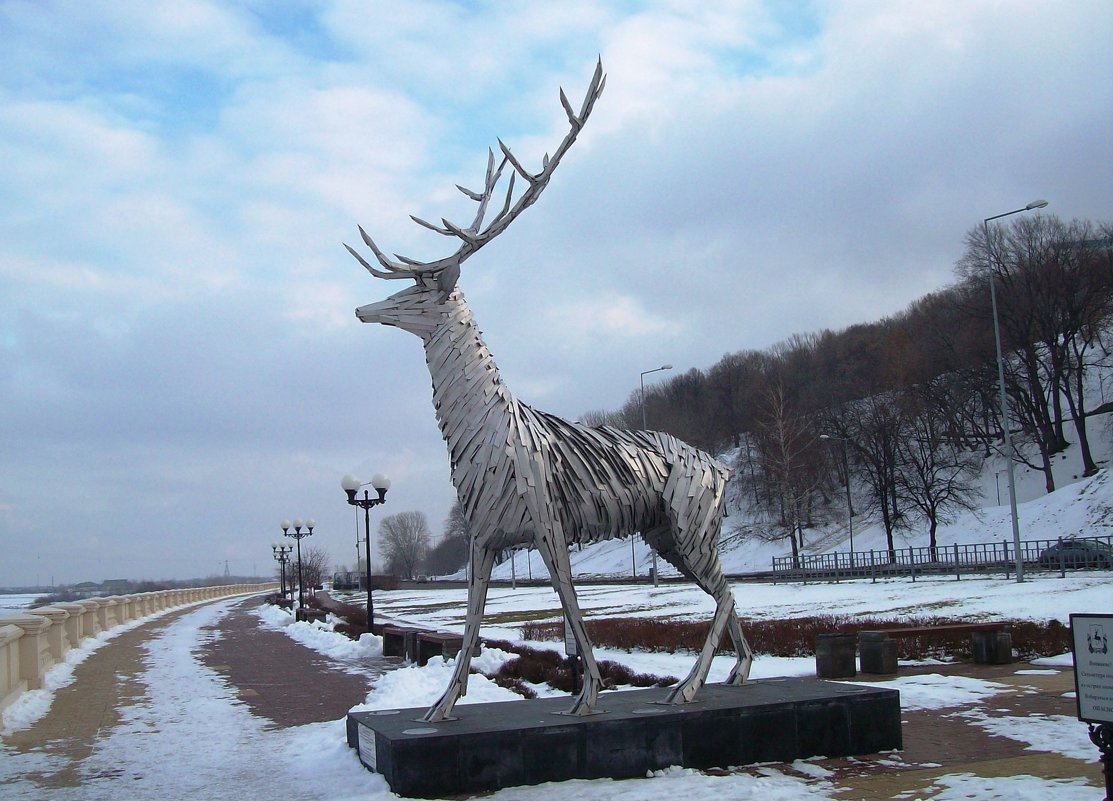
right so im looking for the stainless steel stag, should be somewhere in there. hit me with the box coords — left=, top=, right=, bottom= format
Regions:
left=347, top=60, right=753, bottom=723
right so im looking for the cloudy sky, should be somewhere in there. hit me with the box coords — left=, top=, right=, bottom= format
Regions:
left=1, top=1, right=1110, bottom=587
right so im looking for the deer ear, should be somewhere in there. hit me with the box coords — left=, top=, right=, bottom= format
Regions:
left=436, top=264, right=460, bottom=301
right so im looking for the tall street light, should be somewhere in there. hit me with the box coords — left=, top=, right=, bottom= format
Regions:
left=984, top=199, right=1049, bottom=583
left=640, top=363, right=672, bottom=587
left=271, top=542, right=293, bottom=602
left=281, top=517, right=314, bottom=615
left=341, top=473, right=391, bottom=633
left=818, top=434, right=854, bottom=567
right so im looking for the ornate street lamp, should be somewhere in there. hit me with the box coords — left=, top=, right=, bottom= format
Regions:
left=271, top=542, right=293, bottom=602
left=341, top=473, right=391, bottom=633
left=281, top=517, right=314, bottom=613
left=640, top=364, right=672, bottom=587
left=983, top=199, right=1048, bottom=584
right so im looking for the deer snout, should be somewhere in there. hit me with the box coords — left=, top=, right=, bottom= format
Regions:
left=355, top=300, right=392, bottom=324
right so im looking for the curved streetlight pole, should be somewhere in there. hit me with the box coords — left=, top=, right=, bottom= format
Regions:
left=342, top=473, right=391, bottom=633
left=282, top=518, right=314, bottom=614
left=818, top=434, right=854, bottom=567
left=984, top=199, right=1048, bottom=584
left=640, top=364, right=673, bottom=587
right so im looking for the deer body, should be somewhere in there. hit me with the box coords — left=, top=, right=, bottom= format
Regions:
left=349, top=61, right=753, bottom=722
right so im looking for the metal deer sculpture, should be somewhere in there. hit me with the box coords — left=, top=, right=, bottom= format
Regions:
left=347, top=60, right=753, bottom=723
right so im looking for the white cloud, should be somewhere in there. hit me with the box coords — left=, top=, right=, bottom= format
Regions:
left=1, top=0, right=1110, bottom=585
left=546, top=294, right=681, bottom=342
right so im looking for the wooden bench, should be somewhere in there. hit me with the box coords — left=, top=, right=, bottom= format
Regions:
left=381, top=625, right=423, bottom=660
left=416, top=631, right=470, bottom=666
left=858, top=622, right=1012, bottom=675
left=380, top=626, right=478, bottom=665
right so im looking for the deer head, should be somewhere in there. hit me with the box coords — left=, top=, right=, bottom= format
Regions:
left=347, top=60, right=606, bottom=336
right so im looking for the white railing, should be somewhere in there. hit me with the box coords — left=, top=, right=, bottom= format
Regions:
left=0, top=583, right=277, bottom=714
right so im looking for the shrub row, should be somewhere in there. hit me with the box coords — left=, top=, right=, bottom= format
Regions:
left=317, top=601, right=679, bottom=695
left=520, top=615, right=1071, bottom=661
left=482, top=638, right=678, bottom=693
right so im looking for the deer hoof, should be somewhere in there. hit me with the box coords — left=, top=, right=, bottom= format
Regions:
left=565, top=682, right=600, bottom=715
left=664, top=680, right=701, bottom=705
left=422, top=689, right=460, bottom=723
left=725, top=660, right=752, bottom=686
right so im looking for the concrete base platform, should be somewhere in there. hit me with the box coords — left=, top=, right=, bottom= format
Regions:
left=346, top=678, right=902, bottom=798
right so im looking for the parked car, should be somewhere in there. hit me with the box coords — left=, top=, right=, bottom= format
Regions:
left=1038, top=539, right=1113, bottom=569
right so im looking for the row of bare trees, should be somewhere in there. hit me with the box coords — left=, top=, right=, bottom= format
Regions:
left=293, top=509, right=465, bottom=585
left=586, top=215, right=1113, bottom=561
left=373, top=506, right=472, bottom=579
left=275, top=545, right=331, bottom=590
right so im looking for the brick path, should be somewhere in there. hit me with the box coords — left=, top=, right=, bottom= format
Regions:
left=2, top=604, right=196, bottom=791
left=1, top=594, right=401, bottom=794
left=197, top=595, right=400, bottom=728
left=800, top=662, right=1104, bottom=799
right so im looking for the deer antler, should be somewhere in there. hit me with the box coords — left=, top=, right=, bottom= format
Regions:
left=347, top=58, right=606, bottom=281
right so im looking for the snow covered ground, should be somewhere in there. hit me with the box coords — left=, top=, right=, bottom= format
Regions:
left=2, top=571, right=1106, bottom=801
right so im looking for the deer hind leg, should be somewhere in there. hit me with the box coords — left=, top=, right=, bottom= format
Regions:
left=664, top=576, right=746, bottom=704
left=535, top=532, right=603, bottom=715
left=422, top=542, right=496, bottom=723
left=722, top=604, right=754, bottom=685
left=660, top=475, right=753, bottom=704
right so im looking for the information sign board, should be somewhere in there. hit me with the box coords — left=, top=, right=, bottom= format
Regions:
left=357, top=724, right=378, bottom=771
left=1071, top=613, right=1113, bottom=724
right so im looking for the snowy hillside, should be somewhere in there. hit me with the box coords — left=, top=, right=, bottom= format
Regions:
left=476, top=411, right=1113, bottom=581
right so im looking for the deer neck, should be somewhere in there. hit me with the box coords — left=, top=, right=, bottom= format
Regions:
left=418, top=291, right=514, bottom=477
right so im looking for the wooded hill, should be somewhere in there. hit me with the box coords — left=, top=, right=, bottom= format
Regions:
left=583, top=214, right=1113, bottom=562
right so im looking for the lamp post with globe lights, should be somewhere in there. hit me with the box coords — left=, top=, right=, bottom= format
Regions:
left=271, top=542, right=293, bottom=603
left=341, top=473, right=391, bottom=633
left=281, top=518, right=314, bottom=615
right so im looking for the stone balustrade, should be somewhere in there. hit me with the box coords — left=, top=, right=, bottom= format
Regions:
left=0, top=583, right=277, bottom=715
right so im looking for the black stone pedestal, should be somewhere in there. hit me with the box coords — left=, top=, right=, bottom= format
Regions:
left=815, top=633, right=857, bottom=678
left=859, top=631, right=899, bottom=675
left=346, top=678, right=902, bottom=798
left=972, top=630, right=1013, bottom=664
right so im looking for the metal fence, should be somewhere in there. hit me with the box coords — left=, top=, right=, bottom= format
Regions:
left=770, top=534, right=1113, bottom=583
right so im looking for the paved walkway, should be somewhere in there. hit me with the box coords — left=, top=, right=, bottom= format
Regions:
left=197, top=595, right=400, bottom=728
left=0, top=594, right=400, bottom=796
left=1, top=595, right=1104, bottom=799
left=2, top=603, right=192, bottom=791
left=811, top=662, right=1103, bottom=799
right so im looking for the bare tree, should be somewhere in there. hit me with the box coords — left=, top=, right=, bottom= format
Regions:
left=845, top=396, right=906, bottom=561
left=751, top=382, right=827, bottom=564
left=298, top=546, right=330, bottom=590
left=579, top=408, right=626, bottom=428
left=378, top=511, right=432, bottom=580
left=424, top=502, right=470, bottom=576
left=896, top=398, right=984, bottom=558
left=955, top=214, right=1113, bottom=490
left=1052, top=220, right=1113, bottom=476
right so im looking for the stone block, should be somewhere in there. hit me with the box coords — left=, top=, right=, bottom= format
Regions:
left=971, top=630, right=1013, bottom=665
left=347, top=679, right=901, bottom=798
left=815, top=633, right=856, bottom=678
left=858, top=631, right=898, bottom=675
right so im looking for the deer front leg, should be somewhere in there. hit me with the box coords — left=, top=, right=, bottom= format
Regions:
left=535, top=533, right=603, bottom=715
left=422, top=543, right=496, bottom=723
